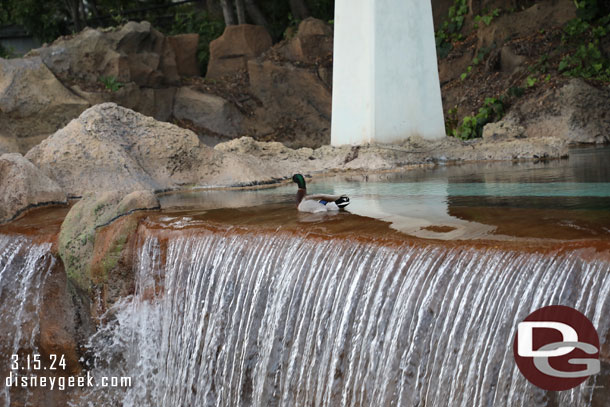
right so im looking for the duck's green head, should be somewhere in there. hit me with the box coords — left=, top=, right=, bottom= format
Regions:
left=292, top=174, right=306, bottom=189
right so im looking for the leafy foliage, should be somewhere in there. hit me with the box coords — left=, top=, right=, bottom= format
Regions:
left=435, top=0, right=469, bottom=59
left=460, top=46, right=491, bottom=81
left=473, top=8, right=500, bottom=29
left=0, top=43, right=15, bottom=58
left=559, top=10, right=610, bottom=82
left=573, top=0, right=610, bottom=22
left=99, top=75, right=123, bottom=92
left=448, top=97, right=505, bottom=140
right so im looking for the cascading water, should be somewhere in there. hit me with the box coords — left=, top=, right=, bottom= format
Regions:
left=0, top=234, right=56, bottom=407
left=86, top=228, right=610, bottom=407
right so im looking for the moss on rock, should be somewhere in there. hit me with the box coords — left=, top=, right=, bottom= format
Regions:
left=58, top=190, right=159, bottom=294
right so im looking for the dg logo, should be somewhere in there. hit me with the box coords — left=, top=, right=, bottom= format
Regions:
left=513, top=305, right=600, bottom=391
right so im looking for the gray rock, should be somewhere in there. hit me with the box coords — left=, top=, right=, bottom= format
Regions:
left=506, top=79, right=610, bottom=144
left=0, top=153, right=67, bottom=223
left=25, top=103, right=212, bottom=197
left=482, top=121, right=526, bottom=140
left=173, top=87, right=244, bottom=137
left=28, top=21, right=180, bottom=87
left=0, top=57, right=89, bottom=153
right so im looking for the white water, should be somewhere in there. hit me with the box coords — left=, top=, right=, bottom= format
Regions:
left=84, top=230, right=610, bottom=407
left=0, top=234, right=55, bottom=407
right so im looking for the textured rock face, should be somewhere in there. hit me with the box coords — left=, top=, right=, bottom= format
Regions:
left=70, top=82, right=176, bottom=122
left=173, top=87, right=243, bottom=137
left=279, top=18, right=333, bottom=64
left=505, top=79, right=610, bottom=144
left=0, top=153, right=67, bottom=223
left=58, top=190, right=159, bottom=294
left=28, top=21, right=180, bottom=87
left=248, top=60, right=331, bottom=148
left=25, top=103, right=218, bottom=196
left=0, top=57, right=90, bottom=153
left=207, top=24, right=272, bottom=79
left=168, top=33, right=201, bottom=77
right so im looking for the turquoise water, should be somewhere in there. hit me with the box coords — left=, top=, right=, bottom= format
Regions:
left=159, top=146, right=610, bottom=239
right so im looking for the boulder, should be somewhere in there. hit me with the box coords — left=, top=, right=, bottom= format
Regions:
left=173, top=87, right=243, bottom=137
left=0, top=153, right=67, bottom=223
left=25, top=103, right=215, bottom=196
left=247, top=59, right=331, bottom=148
left=168, top=33, right=201, bottom=77
left=482, top=120, right=526, bottom=140
left=27, top=21, right=180, bottom=87
left=505, top=79, right=610, bottom=144
left=70, top=83, right=176, bottom=121
left=58, top=190, right=159, bottom=294
left=499, top=45, right=525, bottom=74
left=280, top=18, right=333, bottom=64
left=0, top=132, right=19, bottom=155
left=207, top=24, right=272, bottom=79
left=0, top=57, right=89, bottom=153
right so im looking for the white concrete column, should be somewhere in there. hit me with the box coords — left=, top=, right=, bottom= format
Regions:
left=331, top=0, right=445, bottom=146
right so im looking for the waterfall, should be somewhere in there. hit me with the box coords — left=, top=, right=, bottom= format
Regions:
left=0, top=234, right=55, bottom=407
left=85, top=228, right=610, bottom=407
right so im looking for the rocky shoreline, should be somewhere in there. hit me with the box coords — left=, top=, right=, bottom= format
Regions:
left=2, top=101, right=574, bottom=224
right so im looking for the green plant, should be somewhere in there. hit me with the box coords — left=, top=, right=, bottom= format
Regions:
left=435, top=0, right=469, bottom=58
left=474, top=8, right=500, bottom=28
left=525, top=75, right=538, bottom=88
left=0, top=43, right=15, bottom=58
left=460, top=65, right=472, bottom=80
left=559, top=42, right=610, bottom=80
left=449, top=97, right=505, bottom=140
left=558, top=9, right=610, bottom=82
left=99, top=75, right=123, bottom=92
left=529, top=54, right=550, bottom=74
left=445, top=106, right=459, bottom=136
left=508, top=86, right=525, bottom=97
left=573, top=0, right=610, bottom=22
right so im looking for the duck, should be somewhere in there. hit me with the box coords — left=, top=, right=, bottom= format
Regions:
left=292, top=174, right=350, bottom=213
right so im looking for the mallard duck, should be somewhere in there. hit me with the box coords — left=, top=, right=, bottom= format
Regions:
left=292, top=174, right=350, bottom=213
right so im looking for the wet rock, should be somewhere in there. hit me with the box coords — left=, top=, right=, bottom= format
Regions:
left=58, top=190, right=159, bottom=294
left=207, top=24, right=272, bottom=79
left=168, top=33, right=201, bottom=77
left=0, top=57, right=89, bottom=153
left=40, top=259, right=82, bottom=376
left=505, top=79, right=610, bottom=144
left=173, top=87, right=244, bottom=137
left=28, top=21, right=180, bottom=87
left=0, top=153, right=67, bottom=223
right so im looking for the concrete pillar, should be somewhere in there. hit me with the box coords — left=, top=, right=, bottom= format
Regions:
left=331, top=0, right=445, bottom=146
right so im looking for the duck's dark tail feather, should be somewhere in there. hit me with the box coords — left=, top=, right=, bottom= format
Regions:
left=334, top=195, right=350, bottom=208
